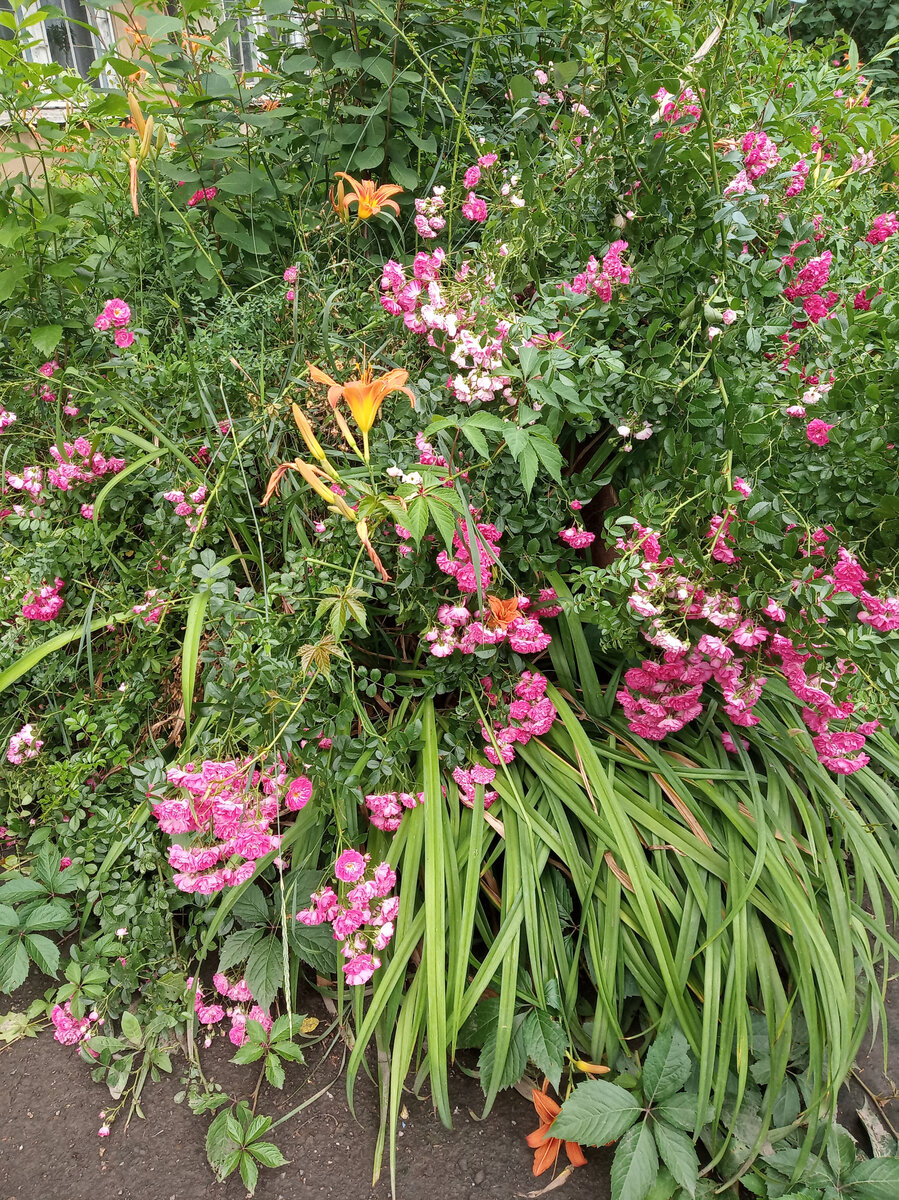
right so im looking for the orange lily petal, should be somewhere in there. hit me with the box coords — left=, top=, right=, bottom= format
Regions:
left=531, top=1089, right=561, bottom=1123
left=308, top=362, right=345, bottom=410
left=334, top=170, right=364, bottom=194
left=565, top=1141, right=588, bottom=1169
left=526, top=1125, right=553, bottom=1148
left=261, top=461, right=296, bottom=506
left=532, top=1137, right=562, bottom=1177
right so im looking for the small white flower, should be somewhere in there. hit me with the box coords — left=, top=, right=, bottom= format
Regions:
left=634, top=424, right=653, bottom=441
left=115, top=927, right=128, bottom=937
left=385, top=466, right=404, bottom=478
left=616, top=424, right=632, bottom=437
left=708, top=326, right=722, bottom=340
left=402, top=471, right=423, bottom=485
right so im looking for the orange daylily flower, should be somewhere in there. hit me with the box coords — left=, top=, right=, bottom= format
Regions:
left=486, top=594, right=521, bottom=631
left=526, top=1081, right=588, bottom=1177
left=308, top=360, right=415, bottom=459
left=333, top=172, right=403, bottom=220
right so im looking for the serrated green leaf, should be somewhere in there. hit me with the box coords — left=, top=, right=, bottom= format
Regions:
left=552, top=1079, right=642, bottom=1146
left=23, top=933, right=59, bottom=976
left=264, top=1051, right=285, bottom=1089
left=427, top=498, right=458, bottom=552
left=238, top=1151, right=259, bottom=1194
left=31, top=324, right=63, bottom=357
left=21, top=901, right=72, bottom=932
left=611, top=1122, right=658, bottom=1200
left=0, top=940, right=30, bottom=993
left=231, top=884, right=269, bottom=927
left=652, top=1119, right=698, bottom=1196
left=642, top=1026, right=692, bottom=1103
left=0, top=877, right=45, bottom=904
left=477, top=1013, right=526, bottom=1093
left=120, top=1010, right=142, bottom=1046
left=245, top=936, right=283, bottom=1012
left=217, top=927, right=264, bottom=972
left=523, top=1009, right=567, bottom=1092
left=249, top=1140, right=289, bottom=1168
left=231, top=1042, right=265, bottom=1065
left=844, top=1157, right=899, bottom=1199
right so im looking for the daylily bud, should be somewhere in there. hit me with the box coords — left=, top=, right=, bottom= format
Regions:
left=139, top=115, right=154, bottom=161
left=291, top=403, right=327, bottom=463
left=127, top=92, right=146, bottom=138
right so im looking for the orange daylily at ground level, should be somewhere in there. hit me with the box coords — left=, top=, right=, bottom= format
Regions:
left=333, top=172, right=403, bottom=220
left=526, top=1082, right=588, bottom=1177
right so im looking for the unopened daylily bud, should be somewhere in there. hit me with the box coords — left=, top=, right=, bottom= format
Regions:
left=127, top=92, right=146, bottom=137
left=571, top=1058, right=611, bottom=1075
left=139, top=115, right=154, bottom=161
left=291, top=403, right=327, bottom=464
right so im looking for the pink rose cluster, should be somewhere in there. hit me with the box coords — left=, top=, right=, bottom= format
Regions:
left=51, top=1001, right=99, bottom=1046
left=163, top=485, right=207, bottom=533
left=24, top=359, right=76, bottom=410
left=781, top=249, right=840, bottom=325
left=190, top=973, right=272, bottom=1046
left=452, top=761, right=498, bottom=810
left=559, top=526, right=595, bottom=549
left=151, top=758, right=312, bottom=894
left=435, top=516, right=502, bottom=595
left=461, top=192, right=488, bottom=222
left=363, top=789, right=423, bottom=833
left=48, top=437, right=126, bottom=491
left=132, top=588, right=164, bottom=626
left=187, top=186, right=217, bottom=208
left=5, top=437, right=124, bottom=518
left=22, top=577, right=64, bottom=621
left=297, top=852, right=398, bottom=987
left=784, top=157, right=809, bottom=198
left=865, top=212, right=898, bottom=246
left=723, top=130, right=782, bottom=197
left=425, top=586, right=559, bottom=659
left=93, top=298, right=135, bottom=350
left=414, top=185, right=446, bottom=239
left=479, top=670, right=558, bottom=766
left=567, top=240, right=631, bottom=303
left=615, top=525, right=896, bottom=774
left=7, top=723, right=43, bottom=764
left=652, top=87, right=702, bottom=134
left=380, top=252, right=514, bottom=406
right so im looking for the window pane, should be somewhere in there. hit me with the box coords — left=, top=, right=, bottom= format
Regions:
left=44, top=0, right=97, bottom=79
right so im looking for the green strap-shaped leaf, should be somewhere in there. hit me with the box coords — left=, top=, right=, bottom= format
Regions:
left=182, top=586, right=210, bottom=739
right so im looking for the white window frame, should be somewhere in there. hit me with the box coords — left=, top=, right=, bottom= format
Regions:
left=223, top=1, right=306, bottom=74
left=2, top=0, right=116, bottom=118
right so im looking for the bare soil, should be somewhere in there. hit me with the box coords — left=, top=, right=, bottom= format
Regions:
left=1, top=973, right=896, bottom=1200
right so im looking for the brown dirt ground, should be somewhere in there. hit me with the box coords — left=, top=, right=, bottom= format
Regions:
left=0, top=973, right=896, bottom=1200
